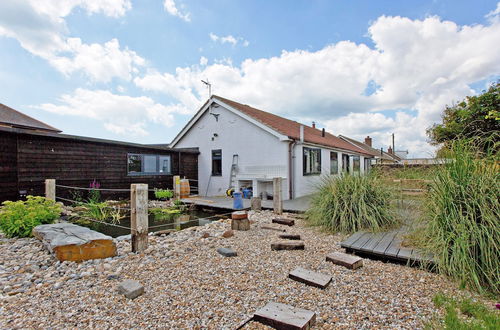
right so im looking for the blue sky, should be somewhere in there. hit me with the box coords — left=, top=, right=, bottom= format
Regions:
left=1, top=0, right=499, bottom=157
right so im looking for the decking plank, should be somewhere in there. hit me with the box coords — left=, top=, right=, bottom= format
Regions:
left=340, top=231, right=366, bottom=249
left=359, top=232, right=387, bottom=253
left=348, top=232, right=373, bottom=250
left=372, top=231, right=398, bottom=255
left=397, top=247, right=413, bottom=260
left=384, top=235, right=402, bottom=259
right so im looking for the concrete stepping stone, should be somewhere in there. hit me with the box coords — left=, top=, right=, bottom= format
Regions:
left=288, top=267, right=332, bottom=289
left=217, top=247, right=237, bottom=257
left=117, top=280, right=144, bottom=299
left=254, top=302, right=316, bottom=330
left=279, top=234, right=301, bottom=240
left=261, top=225, right=286, bottom=232
left=271, top=241, right=305, bottom=251
left=272, top=218, right=295, bottom=226
left=326, top=252, right=363, bottom=270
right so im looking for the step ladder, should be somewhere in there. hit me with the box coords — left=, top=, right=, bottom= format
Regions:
left=228, top=154, right=239, bottom=189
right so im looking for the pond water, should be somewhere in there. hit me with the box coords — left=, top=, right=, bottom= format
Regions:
left=83, top=207, right=225, bottom=238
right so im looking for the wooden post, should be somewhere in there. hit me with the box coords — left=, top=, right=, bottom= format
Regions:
left=251, top=197, right=262, bottom=211
left=273, top=177, right=283, bottom=215
left=45, top=179, right=56, bottom=201
left=173, top=175, right=181, bottom=200
left=131, top=184, right=148, bottom=253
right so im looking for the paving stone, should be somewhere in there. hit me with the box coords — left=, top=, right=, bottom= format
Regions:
left=117, top=280, right=144, bottom=299
left=217, top=248, right=237, bottom=257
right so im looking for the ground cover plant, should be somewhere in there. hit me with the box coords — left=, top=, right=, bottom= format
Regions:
left=154, top=188, right=174, bottom=200
left=0, top=196, right=61, bottom=238
left=428, top=293, right=500, bottom=329
left=305, top=173, right=397, bottom=233
left=416, top=143, right=499, bottom=295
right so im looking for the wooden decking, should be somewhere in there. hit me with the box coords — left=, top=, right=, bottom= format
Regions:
left=340, top=230, right=434, bottom=266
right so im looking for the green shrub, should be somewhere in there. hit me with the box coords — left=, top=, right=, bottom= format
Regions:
left=154, top=189, right=174, bottom=200
left=428, top=293, right=499, bottom=329
left=0, top=196, right=61, bottom=238
left=305, top=174, right=397, bottom=233
left=419, top=143, right=499, bottom=295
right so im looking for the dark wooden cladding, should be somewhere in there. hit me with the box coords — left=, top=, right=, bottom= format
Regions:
left=0, top=129, right=198, bottom=202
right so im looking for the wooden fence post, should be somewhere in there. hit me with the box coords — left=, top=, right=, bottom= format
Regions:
left=45, top=179, right=56, bottom=201
left=273, top=177, right=283, bottom=215
left=131, top=184, right=148, bottom=253
left=173, top=175, right=181, bottom=200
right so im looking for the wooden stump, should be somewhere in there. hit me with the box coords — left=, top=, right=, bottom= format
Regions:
left=288, top=267, right=332, bottom=289
left=231, top=211, right=250, bottom=231
left=272, top=218, right=295, bottom=226
left=254, top=302, right=316, bottom=330
left=271, top=241, right=305, bottom=251
left=326, top=252, right=363, bottom=270
left=251, top=197, right=262, bottom=211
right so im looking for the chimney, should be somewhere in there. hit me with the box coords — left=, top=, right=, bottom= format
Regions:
left=321, top=128, right=325, bottom=137
left=312, top=121, right=316, bottom=129
left=388, top=146, right=393, bottom=154
left=299, top=125, right=304, bottom=143
left=364, top=136, right=372, bottom=147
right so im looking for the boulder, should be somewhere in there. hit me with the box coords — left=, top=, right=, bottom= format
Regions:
left=222, top=230, right=234, bottom=238
left=32, top=223, right=117, bottom=262
left=217, top=247, right=237, bottom=257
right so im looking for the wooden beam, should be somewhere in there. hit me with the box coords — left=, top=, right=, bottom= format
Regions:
left=288, top=267, right=332, bottom=289
left=131, top=183, right=148, bottom=253
left=326, top=252, right=363, bottom=270
left=272, top=218, right=295, bottom=226
left=253, top=302, right=316, bottom=330
left=271, top=241, right=305, bottom=251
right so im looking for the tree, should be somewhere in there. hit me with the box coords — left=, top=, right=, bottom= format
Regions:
left=427, top=81, right=499, bottom=155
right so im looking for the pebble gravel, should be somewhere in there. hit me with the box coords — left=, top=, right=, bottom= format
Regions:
left=0, top=210, right=492, bottom=329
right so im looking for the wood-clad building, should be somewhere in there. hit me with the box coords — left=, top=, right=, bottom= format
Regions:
left=0, top=104, right=198, bottom=202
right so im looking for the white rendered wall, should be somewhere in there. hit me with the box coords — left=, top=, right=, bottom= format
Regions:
left=174, top=106, right=289, bottom=198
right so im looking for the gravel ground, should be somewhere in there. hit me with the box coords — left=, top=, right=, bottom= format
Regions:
left=0, top=211, right=492, bottom=329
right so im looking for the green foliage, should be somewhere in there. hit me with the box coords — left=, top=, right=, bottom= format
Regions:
left=150, top=207, right=182, bottom=220
left=305, top=174, right=397, bottom=233
left=76, top=201, right=124, bottom=224
left=427, top=81, right=500, bottom=154
left=417, top=142, right=499, bottom=295
left=428, top=293, right=499, bottom=329
left=0, top=196, right=61, bottom=238
left=154, top=188, right=174, bottom=200
left=87, top=189, right=101, bottom=203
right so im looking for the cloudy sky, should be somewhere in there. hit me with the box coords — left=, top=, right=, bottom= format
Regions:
left=1, top=0, right=499, bottom=157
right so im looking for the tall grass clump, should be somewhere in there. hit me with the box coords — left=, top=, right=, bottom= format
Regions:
left=305, top=174, right=396, bottom=233
left=420, top=142, right=499, bottom=295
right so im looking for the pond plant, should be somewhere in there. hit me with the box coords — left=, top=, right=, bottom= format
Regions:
left=0, top=196, right=61, bottom=238
left=154, top=188, right=174, bottom=200
left=305, top=173, right=396, bottom=233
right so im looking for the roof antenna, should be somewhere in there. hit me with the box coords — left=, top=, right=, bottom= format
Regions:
left=201, top=79, right=212, bottom=98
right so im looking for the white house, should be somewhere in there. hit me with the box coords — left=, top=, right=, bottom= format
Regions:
left=170, top=95, right=373, bottom=200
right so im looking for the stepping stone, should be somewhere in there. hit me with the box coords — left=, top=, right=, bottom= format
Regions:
left=272, top=218, right=295, bottom=226
left=217, top=247, right=237, bottom=257
left=254, top=302, right=316, bottom=330
left=261, top=225, right=286, bottom=232
left=279, top=234, right=301, bottom=240
left=117, top=280, right=144, bottom=299
left=288, top=267, right=332, bottom=289
left=326, top=252, right=363, bottom=270
left=271, top=241, right=305, bottom=251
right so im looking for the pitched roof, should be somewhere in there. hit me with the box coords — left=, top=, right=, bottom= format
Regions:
left=0, top=103, right=61, bottom=133
left=339, top=135, right=401, bottom=161
left=212, top=95, right=370, bottom=155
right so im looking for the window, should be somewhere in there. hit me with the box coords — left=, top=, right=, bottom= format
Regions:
left=127, top=154, right=171, bottom=175
left=212, top=149, right=222, bottom=176
left=353, top=155, right=360, bottom=174
left=330, top=152, right=338, bottom=175
left=303, top=147, right=321, bottom=175
left=342, top=154, right=350, bottom=173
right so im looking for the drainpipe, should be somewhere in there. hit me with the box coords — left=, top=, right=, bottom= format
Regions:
left=299, top=125, right=304, bottom=143
left=288, top=140, right=296, bottom=200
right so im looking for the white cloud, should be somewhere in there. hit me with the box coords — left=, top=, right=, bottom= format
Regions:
left=163, top=0, right=190, bottom=22
left=35, top=88, right=176, bottom=136
left=199, top=56, right=208, bottom=66
left=0, top=0, right=139, bottom=82
left=209, top=32, right=249, bottom=47
left=486, top=2, right=500, bottom=23
left=135, top=14, right=500, bottom=157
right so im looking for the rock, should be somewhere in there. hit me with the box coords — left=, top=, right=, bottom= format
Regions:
left=201, top=232, right=210, bottom=239
left=222, top=230, right=234, bottom=238
left=32, top=223, right=117, bottom=262
left=117, top=280, right=144, bottom=299
left=107, top=274, right=120, bottom=281
left=217, top=248, right=237, bottom=257
left=115, top=234, right=131, bottom=242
